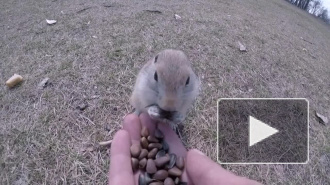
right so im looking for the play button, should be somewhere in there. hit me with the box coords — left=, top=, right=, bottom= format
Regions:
left=217, top=98, right=309, bottom=164
left=249, top=116, right=279, bottom=147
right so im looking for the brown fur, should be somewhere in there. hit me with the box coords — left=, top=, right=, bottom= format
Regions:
left=130, top=49, right=200, bottom=123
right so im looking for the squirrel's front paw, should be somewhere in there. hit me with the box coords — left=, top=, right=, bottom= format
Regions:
left=172, top=112, right=185, bottom=124
left=147, top=105, right=161, bottom=120
left=147, top=105, right=185, bottom=124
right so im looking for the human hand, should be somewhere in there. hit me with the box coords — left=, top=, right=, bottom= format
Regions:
left=108, top=113, right=262, bottom=185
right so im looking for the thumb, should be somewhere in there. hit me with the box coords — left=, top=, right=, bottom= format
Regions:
left=186, top=149, right=262, bottom=185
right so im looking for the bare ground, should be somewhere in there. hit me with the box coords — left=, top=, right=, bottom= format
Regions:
left=0, top=0, right=330, bottom=184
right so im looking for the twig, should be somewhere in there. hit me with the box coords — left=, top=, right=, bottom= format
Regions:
left=99, top=140, right=112, bottom=146
left=79, top=114, right=95, bottom=125
left=143, top=10, right=162, bottom=14
left=77, top=7, right=93, bottom=14
left=300, top=37, right=313, bottom=45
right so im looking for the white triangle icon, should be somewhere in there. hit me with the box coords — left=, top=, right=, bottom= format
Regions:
left=249, top=116, right=279, bottom=147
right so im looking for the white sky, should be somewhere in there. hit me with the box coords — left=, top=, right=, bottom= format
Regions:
left=321, top=0, right=330, bottom=11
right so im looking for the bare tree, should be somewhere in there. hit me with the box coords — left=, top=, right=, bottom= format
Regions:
left=310, top=0, right=322, bottom=15
left=318, top=9, right=330, bottom=23
left=287, top=0, right=312, bottom=10
left=285, top=0, right=329, bottom=24
left=302, top=0, right=311, bottom=10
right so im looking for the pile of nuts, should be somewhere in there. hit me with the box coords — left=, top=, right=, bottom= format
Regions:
left=130, top=126, right=187, bottom=185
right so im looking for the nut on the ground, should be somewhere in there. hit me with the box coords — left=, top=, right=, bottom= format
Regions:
left=148, top=148, right=158, bottom=159
left=149, top=182, right=164, bottom=185
left=174, top=177, right=180, bottom=185
left=139, top=149, right=148, bottom=160
left=132, top=157, right=139, bottom=172
left=141, top=126, right=149, bottom=137
left=166, top=153, right=177, bottom=169
left=176, top=156, right=184, bottom=169
left=146, top=159, right=157, bottom=174
left=154, top=155, right=170, bottom=167
left=168, top=166, right=182, bottom=177
left=148, top=143, right=163, bottom=150
left=139, top=172, right=153, bottom=185
left=148, top=135, right=159, bottom=143
left=141, top=137, right=149, bottom=149
left=139, top=158, right=147, bottom=169
left=135, top=125, right=184, bottom=184
left=164, top=177, right=175, bottom=185
left=162, top=140, right=169, bottom=152
left=156, top=150, right=166, bottom=159
left=153, top=170, right=168, bottom=180
left=130, top=144, right=141, bottom=158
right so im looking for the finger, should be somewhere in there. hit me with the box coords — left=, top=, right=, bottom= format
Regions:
left=108, top=130, right=135, bottom=185
left=122, top=114, right=141, bottom=145
left=122, top=113, right=143, bottom=183
left=186, top=149, right=262, bottom=185
left=157, top=122, right=187, bottom=156
left=139, top=112, right=157, bottom=135
left=157, top=122, right=191, bottom=184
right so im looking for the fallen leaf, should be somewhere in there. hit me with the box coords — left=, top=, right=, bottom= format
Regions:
left=38, top=77, right=50, bottom=89
left=46, top=19, right=57, bottom=25
left=174, top=14, right=181, bottom=20
left=315, top=112, right=328, bottom=125
left=238, top=41, right=247, bottom=52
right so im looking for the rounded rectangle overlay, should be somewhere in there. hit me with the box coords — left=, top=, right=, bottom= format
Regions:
left=217, top=98, right=309, bottom=165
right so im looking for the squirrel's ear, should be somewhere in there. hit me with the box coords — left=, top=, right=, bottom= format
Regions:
left=154, top=55, right=158, bottom=63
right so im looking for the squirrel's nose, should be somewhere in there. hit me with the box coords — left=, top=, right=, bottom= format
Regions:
left=161, top=98, right=176, bottom=112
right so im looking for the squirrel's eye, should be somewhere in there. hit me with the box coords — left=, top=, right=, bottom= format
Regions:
left=185, top=77, right=190, bottom=85
left=154, top=55, right=158, bottom=63
left=154, top=72, right=158, bottom=82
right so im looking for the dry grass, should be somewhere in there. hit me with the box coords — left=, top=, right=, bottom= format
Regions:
left=0, top=0, right=330, bottom=184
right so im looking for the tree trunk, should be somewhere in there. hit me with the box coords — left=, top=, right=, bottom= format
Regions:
left=298, top=0, right=303, bottom=8
left=303, top=0, right=310, bottom=10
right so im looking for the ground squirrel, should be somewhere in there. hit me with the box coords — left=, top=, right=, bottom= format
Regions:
left=130, top=49, right=200, bottom=135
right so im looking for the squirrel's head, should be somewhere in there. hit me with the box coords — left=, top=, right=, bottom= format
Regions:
left=147, top=49, right=199, bottom=119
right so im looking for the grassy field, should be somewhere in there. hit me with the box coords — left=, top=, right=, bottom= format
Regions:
left=1, top=0, right=330, bottom=184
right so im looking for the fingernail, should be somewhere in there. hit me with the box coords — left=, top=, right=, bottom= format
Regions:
left=192, top=149, right=206, bottom=156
